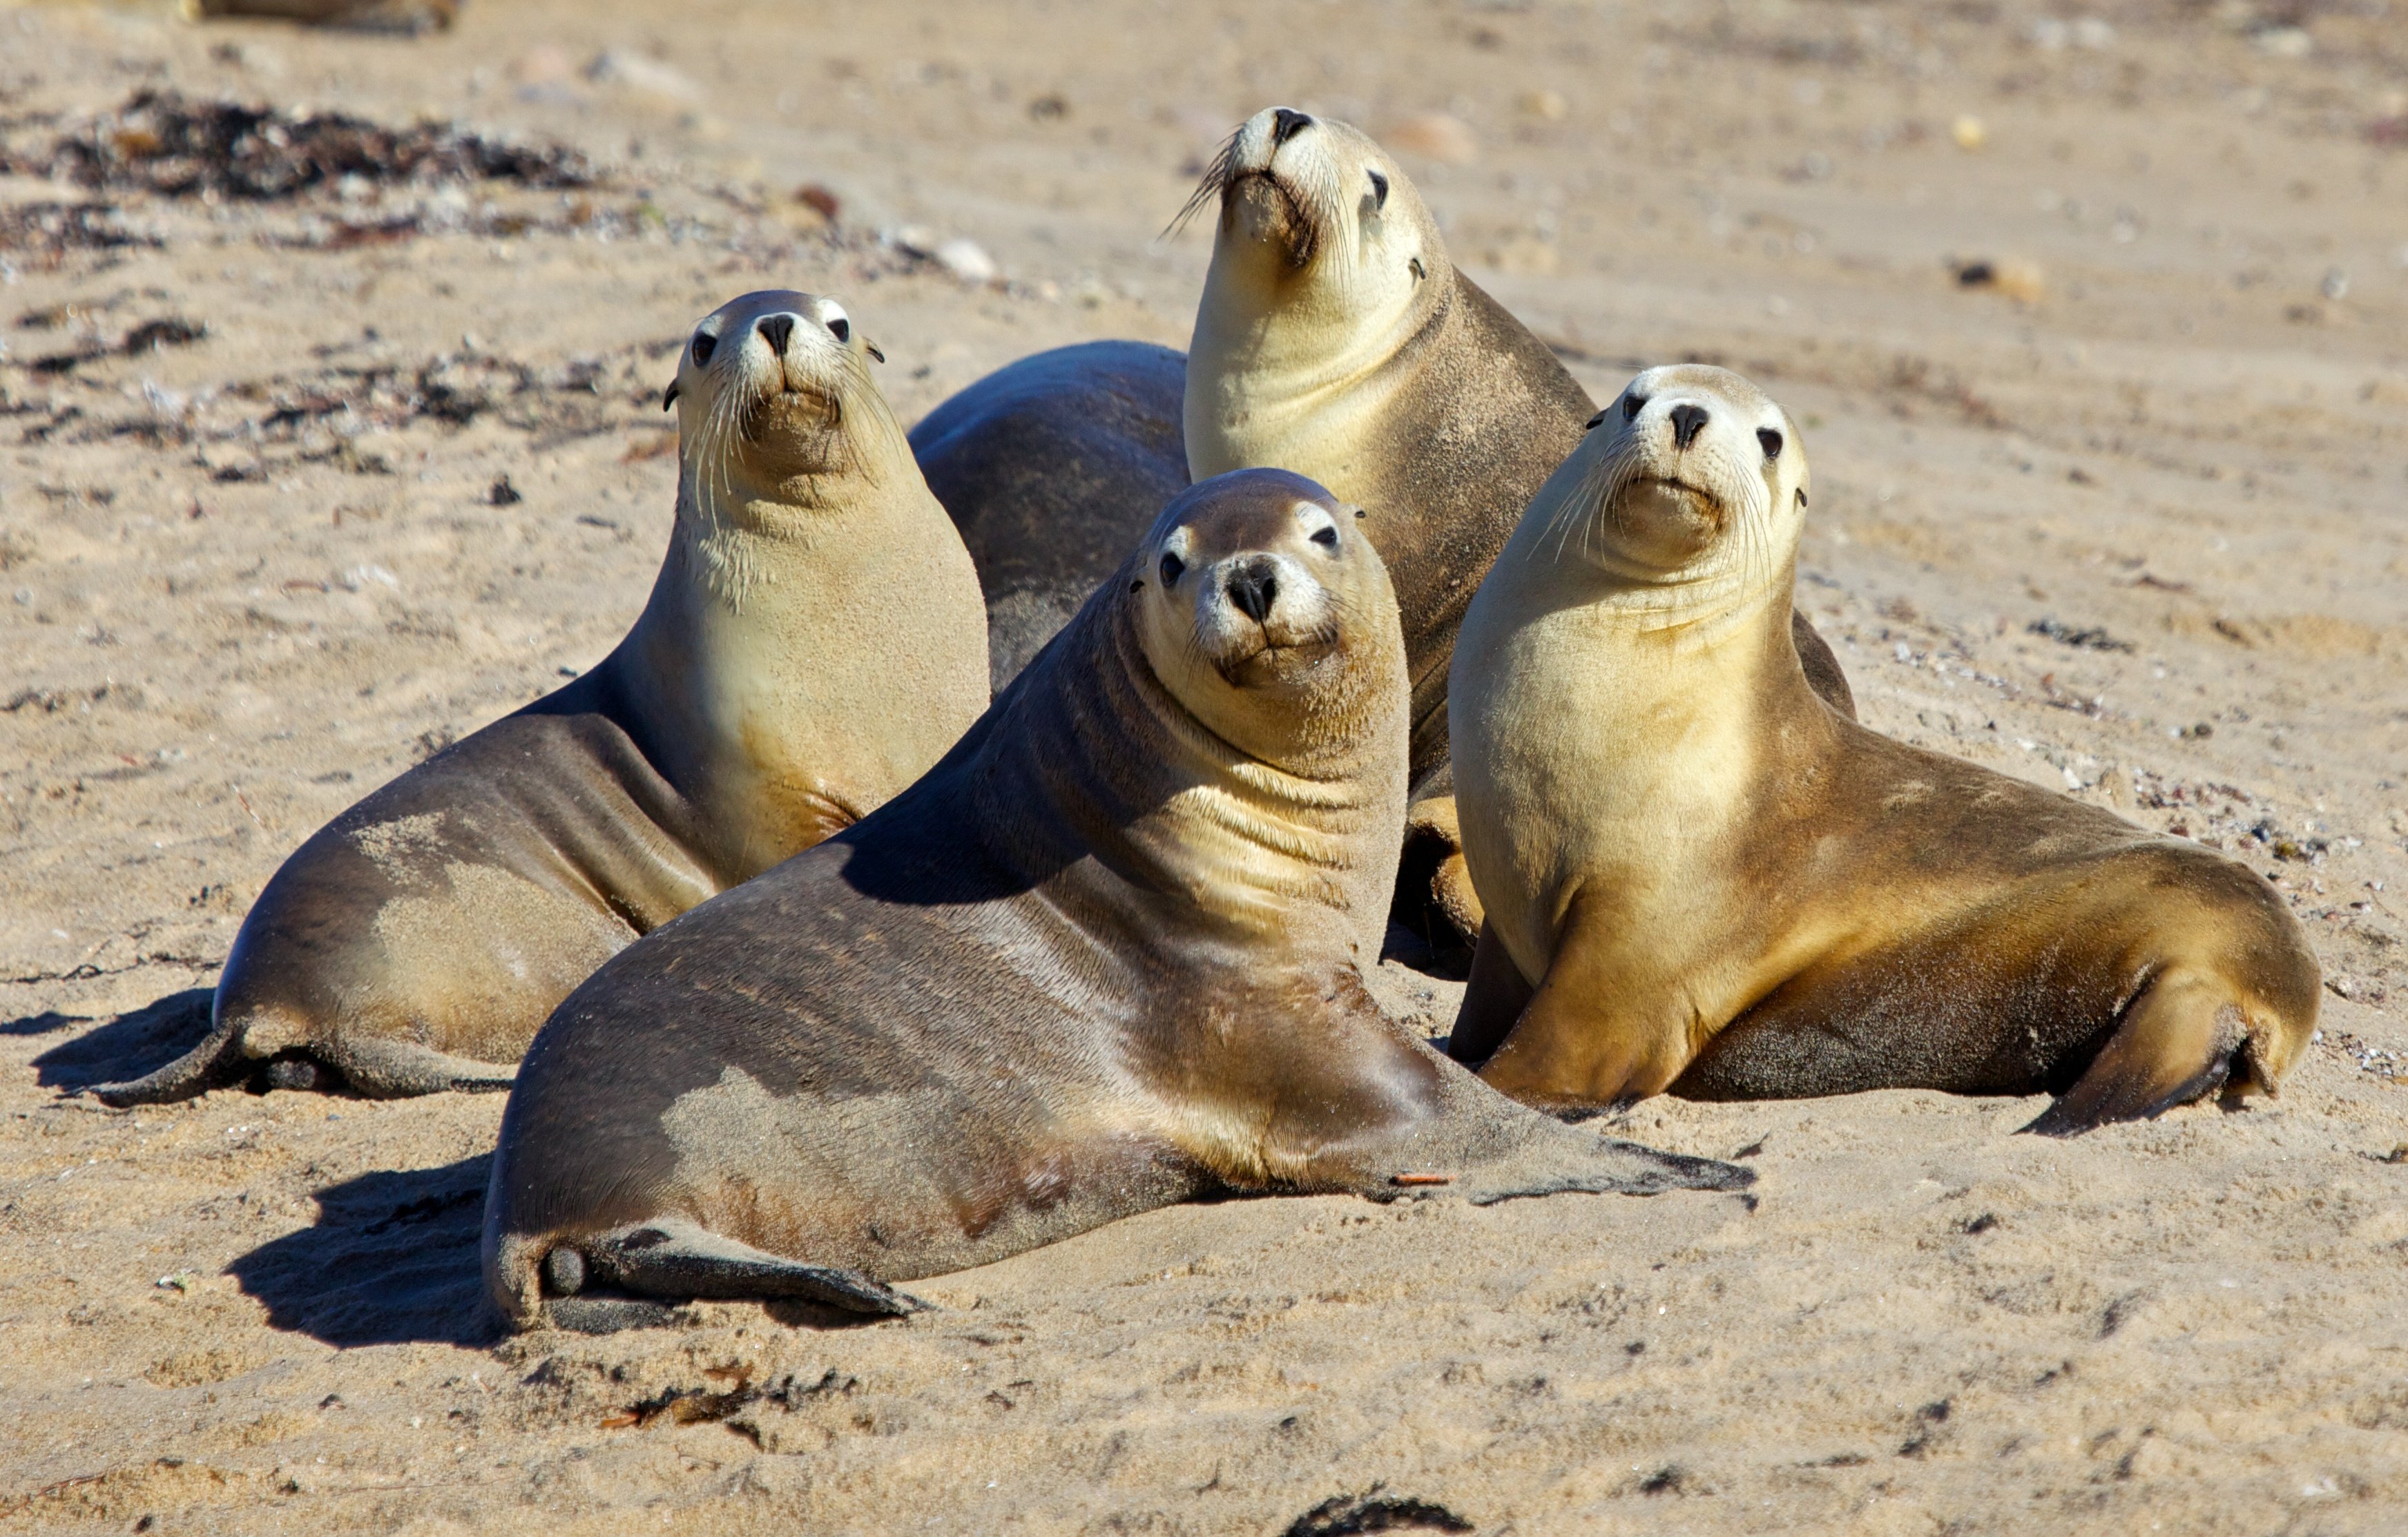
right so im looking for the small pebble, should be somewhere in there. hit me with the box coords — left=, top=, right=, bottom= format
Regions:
left=934, top=238, right=998, bottom=284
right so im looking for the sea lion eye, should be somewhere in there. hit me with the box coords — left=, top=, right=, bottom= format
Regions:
left=827, top=316, right=850, bottom=343
left=1367, top=171, right=1389, bottom=210
left=1621, top=393, right=1645, bottom=420
left=1159, top=552, right=1186, bottom=588
left=1757, top=428, right=1784, bottom=460
left=1311, top=525, right=1339, bottom=550
left=691, top=330, right=717, bottom=367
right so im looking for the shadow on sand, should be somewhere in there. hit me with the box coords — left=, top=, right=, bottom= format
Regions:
left=24, top=988, right=214, bottom=1091
left=229, top=1152, right=500, bottom=1349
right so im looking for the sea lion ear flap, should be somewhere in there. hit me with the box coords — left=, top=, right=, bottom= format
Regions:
left=865, top=340, right=886, bottom=364
left=1583, top=411, right=1608, bottom=430
left=662, top=379, right=680, bottom=412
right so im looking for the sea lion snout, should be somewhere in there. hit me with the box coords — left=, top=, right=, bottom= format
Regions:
left=1144, top=470, right=1365, bottom=686
left=1131, top=468, right=1401, bottom=764
left=1545, top=364, right=1804, bottom=575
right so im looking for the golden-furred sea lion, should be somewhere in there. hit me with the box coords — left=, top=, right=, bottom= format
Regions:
left=1448, top=363, right=2320, bottom=1134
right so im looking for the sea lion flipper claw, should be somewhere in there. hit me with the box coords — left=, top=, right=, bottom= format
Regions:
left=581, top=1218, right=927, bottom=1317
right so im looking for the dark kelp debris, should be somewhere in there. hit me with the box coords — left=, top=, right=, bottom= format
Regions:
left=1283, top=1488, right=1475, bottom=1537
left=0, top=89, right=595, bottom=201
left=2028, top=617, right=2136, bottom=652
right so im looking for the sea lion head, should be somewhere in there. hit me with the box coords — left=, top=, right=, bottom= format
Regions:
left=1184, top=107, right=1444, bottom=334
left=1534, top=363, right=1809, bottom=583
left=665, top=287, right=900, bottom=512
left=662, top=288, right=907, bottom=602
left=1130, top=467, right=1403, bottom=769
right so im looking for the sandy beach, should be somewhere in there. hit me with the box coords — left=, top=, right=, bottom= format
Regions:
left=3, top=0, right=2407, bottom=1530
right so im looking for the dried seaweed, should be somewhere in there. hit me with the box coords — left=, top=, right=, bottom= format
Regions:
left=0, top=88, right=595, bottom=202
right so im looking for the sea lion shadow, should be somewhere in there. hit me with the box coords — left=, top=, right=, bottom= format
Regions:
left=228, top=1152, right=500, bottom=1349
left=29, top=988, right=214, bottom=1091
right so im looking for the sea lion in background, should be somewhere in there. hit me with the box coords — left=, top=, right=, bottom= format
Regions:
left=1448, top=365, right=2320, bottom=1133
left=1182, top=106, right=1853, bottom=954
left=910, top=340, right=1188, bottom=692
left=93, top=291, right=988, bottom=1105
left=483, top=469, right=1747, bottom=1328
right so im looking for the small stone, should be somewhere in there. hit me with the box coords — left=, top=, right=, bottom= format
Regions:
left=934, top=238, right=998, bottom=284
left=1952, top=115, right=1987, bottom=151
left=2255, top=26, right=2313, bottom=58
left=1385, top=112, right=1480, bottom=165
left=586, top=50, right=700, bottom=103
left=506, top=44, right=575, bottom=87
left=1518, top=89, right=1569, bottom=122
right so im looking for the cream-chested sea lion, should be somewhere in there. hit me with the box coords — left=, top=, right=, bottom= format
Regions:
left=483, top=469, right=1748, bottom=1328
left=903, top=110, right=1850, bottom=958
left=1448, top=364, right=2320, bottom=1133
left=909, top=340, right=1188, bottom=692
left=93, top=291, right=988, bottom=1105
left=1183, top=106, right=1853, bottom=952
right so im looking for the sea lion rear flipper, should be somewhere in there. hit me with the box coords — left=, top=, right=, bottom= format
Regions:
left=572, top=1217, right=927, bottom=1317
left=2023, top=972, right=2246, bottom=1137
left=87, top=1007, right=247, bottom=1107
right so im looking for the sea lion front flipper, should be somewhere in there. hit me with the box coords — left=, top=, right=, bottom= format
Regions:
left=2023, top=972, right=2246, bottom=1137
left=572, top=1217, right=927, bottom=1317
left=325, top=1037, right=518, bottom=1099
left=1447, top=920, right=1532, bottom=1067
left=1441, top=1127, right=1755, bottom=1205
left=1475, top=918, right=1697, bottom=1113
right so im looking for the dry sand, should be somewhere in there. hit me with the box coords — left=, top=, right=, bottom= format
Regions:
left=3, top=1, right=2407, bottom=1531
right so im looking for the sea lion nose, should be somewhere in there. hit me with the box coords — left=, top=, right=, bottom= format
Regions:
left=757, top=313, right=796, bottom=356
left=1271, top=108, right=1313, bottom=146
left=1669, top=403, right=1710, bottom=450
left=1227, top=561, right=1279, bottom=624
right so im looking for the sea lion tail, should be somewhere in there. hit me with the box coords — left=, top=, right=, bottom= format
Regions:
left=86, top=1002, right=249, bottom=1107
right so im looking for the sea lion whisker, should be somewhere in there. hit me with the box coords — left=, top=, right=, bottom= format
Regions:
left=1164, top=130, right=1241, bottom=240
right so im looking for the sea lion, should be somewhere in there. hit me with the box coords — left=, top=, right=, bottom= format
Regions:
left=1447, top=364, right=2320, bottom=1134
left=1182, top=106, right=1853, bottom=952
left=909, top=340, right=1188, bottom=692
left=93, top=290, right=988, bottom=1104
left=482, top=469, right=1748, bottom=1328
